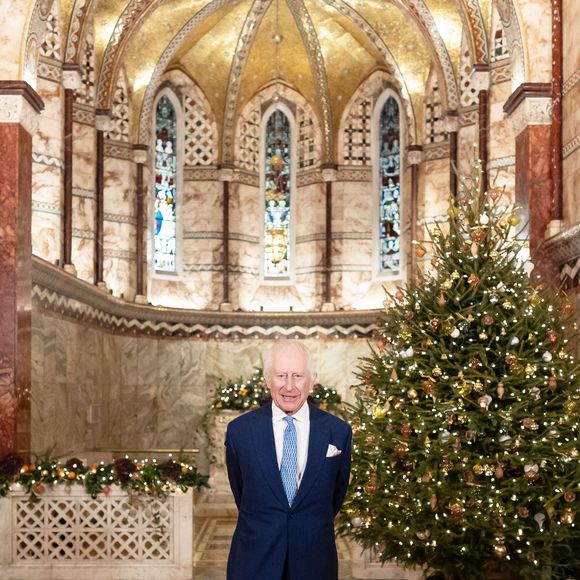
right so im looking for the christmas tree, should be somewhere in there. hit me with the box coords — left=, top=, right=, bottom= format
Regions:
left=339, top=167, right=580, bottom=579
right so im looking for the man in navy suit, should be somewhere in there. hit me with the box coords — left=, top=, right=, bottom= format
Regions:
left=225, top=341, right=352, bottom=580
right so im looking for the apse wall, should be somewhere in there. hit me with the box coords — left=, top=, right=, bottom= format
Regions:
left=30, top=259, right=374, bottom=468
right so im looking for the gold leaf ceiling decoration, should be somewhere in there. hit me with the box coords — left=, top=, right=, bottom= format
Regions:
left=62, top=0, right=494, bottom=157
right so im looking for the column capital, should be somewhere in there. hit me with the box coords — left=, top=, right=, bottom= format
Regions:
left=321, top=163, right=338, bottom=182
left=95, top=109, right=112, bottom=132
left=132, top=144, right=148, bottom=164
left=406, top=145, right=423, bottom=166
left=218, top=164, right=235, bottom=182
left=503, top=83, right=552, bottom=137
left=0, top=81, right=44, bottom=136
left=62, top=63, right=82, bottom=90
left=444, top=110, right=459, bottom=133
left=471, top=65, right=490, bottom=91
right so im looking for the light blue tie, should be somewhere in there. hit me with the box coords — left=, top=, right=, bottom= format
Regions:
left=280, top=416, right=298, bottom=506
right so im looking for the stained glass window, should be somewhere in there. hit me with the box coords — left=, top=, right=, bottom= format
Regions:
left=379, top=96, right=401, bottom=275
left=154, top=95, right=177, bottom=272
left=264, top=110, right=291, bottom=278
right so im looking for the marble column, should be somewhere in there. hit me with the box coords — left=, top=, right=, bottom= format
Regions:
left=133, top=146, right=148, bottom=304
left=444, top=112, right=459, bottom=198
left=551, top=0, right=563, bottom=221
left=503, top=83, right=557, bottom=281
left=321, top=164, right=338, bottom=312
left=472, top=67, right=490, bottom=193
left=407, top=147, right=423, bottom=283
left=0, top=82, right=43, bottom=457
left=61, top=65, right=82, bottom=276
left=219, top=166, right=234, bottom=311
left=95, top=110, right=112, bottom=289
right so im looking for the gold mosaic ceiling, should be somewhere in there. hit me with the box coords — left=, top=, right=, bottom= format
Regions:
left=79, top=0, right=491, bottom=149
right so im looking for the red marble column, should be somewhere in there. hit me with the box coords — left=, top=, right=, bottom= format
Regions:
left=504, top=84, right=556, bottom=282
left=0, top=82, right=43, bottom=457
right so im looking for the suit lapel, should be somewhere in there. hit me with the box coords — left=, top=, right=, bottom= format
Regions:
left=251, top=402, right=288, bottom=507
left=292, top=403, right=329, bottom=510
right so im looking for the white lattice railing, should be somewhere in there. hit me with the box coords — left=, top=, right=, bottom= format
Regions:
left=0, top=486, right=193, bottom=579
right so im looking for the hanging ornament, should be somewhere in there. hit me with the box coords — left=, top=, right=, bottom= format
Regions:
left=524, top=464, right=540, bottom=483
left=473, top=463, right=484, bottom=475
left=452, top=438, right=462, bottom=451
left=510, top=336, right=520, bottom=346
left=471, top=227, right=486, bottom=244
left=529, top=293, right=541, bottom=307
left=523, top=418, right=539, bottom=430
left=477, top=394, right=492, bottom=410
left=372, top=405, right=388, bottom=420
left=450, top=327, right=460, bottom=338
left=497, top=382, right=505, bottom=399
left=432, top=366, right=442, bottom=377
left=547, top=330, right=558, bottom=342
left=438, top=294, right=447, bottom=307
left=505, top=354, right=517, bottom=365
left=407, top=388, right=418, bottom=400
left=439, top=458, right=454, bottom=473
left=511, top=438, right=524, bottom=452
left=441, top=278, right=453, bottom=290
left=546, top=505, right=555, bottom=519
left=563, top=491, right=576, bottom=503
left=468, top=274, right=480, bottom=288
left=563, top=300, right=575, bottom=316
left=442, top=321, right=455, bottom=335
left=469, top=358, right=480, bottom=369
left=448, top=501, right=463, bottom=520
left=352, top=423, right=363, bottom=437
left=351, top=516, right=363, bottom=528
left=488, top=187, right=502, bottom=202
left=563, top=398, right=577, bottom=414
left=415, top=245, right=427, bottom=258
left=483, top=315, right=494, bottom=326
left=454, top=382, right=472, bottom=397
left=495, top=464, right=504, bottom=479
left=394, top=290, right=405, bottom=301
left=530, top=386, right=541, bottom=400
left=479, top=331, right=488, bottom=340
left=394, top=443, right=409, bottom=457
left=534, top=512, right=546, bottom=529
left=416, top=530, right=430, bottom=541
left=363, top=472, right=379, bottom=495
left=560, top=508, right=575, bottom=525
left=429, top=318, right=441, bottom=332
left=479, top=213, right=490, bottom=225
left=400, top=424, right=413, bottom=438
left=508, top=213, right=521, bottom=226
left=519, top=506, right=529, bottom=518
left=542, top=351, right=553, bottom=362
left=430, top=493, right=438, bottom=509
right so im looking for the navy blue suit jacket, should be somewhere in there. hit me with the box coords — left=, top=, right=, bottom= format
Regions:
left=225, top=400, right=352, bottom=580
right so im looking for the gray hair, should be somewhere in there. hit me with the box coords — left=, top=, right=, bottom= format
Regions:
left=263, top=341, right=316, bottom=378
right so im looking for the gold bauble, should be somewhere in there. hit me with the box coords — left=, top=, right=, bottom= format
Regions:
left=454, top=382, right=472, bottom=397
left=432, top=366, right=442, bottom=377
left=563, top=398, right=577, bottom=414
left=560, top=508, right=575, bottom=525
left=439, top=458, right=454, bottom=473
left=407, top=388, right=418, bottom=400
left=569, top=448, right=579, bottom=459
left=473, top=463, right=484, bottom=475
left=493, top=542, right=508, bottom=558
left=373, top=405, right=388, bottom=420
left=441, top=279, right=453, bottom=290
left=507, top=213, right=521, bottom=226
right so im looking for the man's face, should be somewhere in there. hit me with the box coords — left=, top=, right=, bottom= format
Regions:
left=266, top=347, right=314, bottom=415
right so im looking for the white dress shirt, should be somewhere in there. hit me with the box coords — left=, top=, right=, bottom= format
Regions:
left=272, top=401, right=310, bottom=487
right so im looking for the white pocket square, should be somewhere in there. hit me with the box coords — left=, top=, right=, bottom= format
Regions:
left=326, top=444, right=342, bottom=457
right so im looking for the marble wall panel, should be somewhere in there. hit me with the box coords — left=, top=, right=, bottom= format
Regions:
left=457, top=125, right=478, bottom=178
left=489, top=81, right=516, bottom=159
left=32, top=310, right=373, bottom=468
left=294, top=183, right=325, bottom=238
left=563, top=156, right=580, bottom=226
left=0, top=0, right=29, bottom=80
left=182, top=180, right=222, bottom=231
left=563, top=0, right=580, bottom=79
left=562, top=84, right=580, bottom=149
left=516, top=0, right=552, bottom=83
left=103, top=256, right=135, bottom=299
left=104, top=156, right=133, bottom=216
left=73, top=122, right=96, bottom=192
left=34, top=77, right=62, bottom=159
left=421, top=158, right=450, bottom=219
left=331, top=181, right=373, bottom=234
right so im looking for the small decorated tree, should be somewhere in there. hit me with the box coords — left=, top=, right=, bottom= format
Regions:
left=339, top=167, right=580, bottom=579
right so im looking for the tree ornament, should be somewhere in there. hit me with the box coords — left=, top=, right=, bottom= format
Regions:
left=560, top=508, right=575, bottom=525
left=473, top=463, right=484, bottom=475
left=563, top=398, right=577, bottom=414
left=497, top=383, right=505, bottom=399
left=468, top=274, right=480, bottom=288
left=483, top=315, right=494, bottom=325
left=511, top=438, right=524, bottom=452
left=488, top=187, right=502, bottom=201
left=546, top=506, right=555, bottom=519
left=352, top=423, right=363, bottom=437
left=401, top=424, right=413, bottom=437
left=429, top=318, right=441, bottom=332
left=523, top=418, right=539, bottom=430
left=558, top=348, right=567, bottom=359
left=508, top=213, right=521, bottom=226
left=564, top=491, right=576, bottom=502
left=438, top=294, right=447, bottom=307
left=372, top=405, right=388, bottom=420
left=407, top=388, right=418, bottom=400
left=364, top=472, right=379, bottom=495
left=415, top=245, right=427, bottom=258
left=448, top=501, right=463, bottom=520
left=541, top=351, right=553, bottom=362
left=510, top=336, right=520, bottom=345
left=416, top=530, right=430, bottom=541
left=534, top=512, right=546, bottom=529
left=422, top=379, right=436, bottom=395
left=33, top=483, right=45, bottom=495
left=351, top=516, right=363, bottom=528
left=430, top=493, right=438, bottom=509
left=563, top=300, right=575, bottom=316
left=432, top=366, right=442, bottom=377
left=441, top=279, right=453, bottom=290
left=479, top=213, right=490, bottom=225
left=529, top=293, right=541, bottom=307
left=454, top=382, right=472, bottom=397
left=495, top=465, right=504, bottom=479
left=498, top=217, right=509, bottom=229
left=547, top=330, right=558, bottom=342
left=505, top=354, right=517, bottom=365
left=394, top=443, right=409, bottom=457
left=439, top=458, right=454, bottom=473
left=493, top=540, right=507, bottom=559
left=450, top=327, right=460, bottom=338
left=519, top=506, right=529, bottom=518
left=471, top=227, right=486, bottom=244
left=477, top=395, right=492, bottom=411
left=469, top=358, right=480, bottom=369
left=395, top=290, right=405, bottom=301
left=473, top=380, right=484, bottom=392
left=524, top=464, right=540, bottom=483
left=502, top=299, right=515, bottom=310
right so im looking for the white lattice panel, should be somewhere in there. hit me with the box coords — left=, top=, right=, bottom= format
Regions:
left=0, top=486, right=193, bottom=578
left=184, top=94, right=216, bottom=166
left=238, top=107, right=260, bottom=172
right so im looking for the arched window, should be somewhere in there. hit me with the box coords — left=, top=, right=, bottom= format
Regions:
left=263, top=109, right=291, bottom=278
left=154, top=94, right=178, bottom=273
left=378, top=95, right=402, bottom=276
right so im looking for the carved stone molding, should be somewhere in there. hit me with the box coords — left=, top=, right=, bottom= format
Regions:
left=62, top=65, right=82, bottom=90
left=407, top=146, right=423, bottom=166
left=31, top=256, right=378, bottom=339
left=183, top=166, right=221, bottom=182
left=132, top=144, right=148, bottom=165
left=0, top=81, right=44, bottom=135
left=503, top=83, right=552, bottom=137
left=337, top=166, right=372, bottom=182
left=543, top=223, right=580, bottom=266
left=104, top=140, right=133, bottom=160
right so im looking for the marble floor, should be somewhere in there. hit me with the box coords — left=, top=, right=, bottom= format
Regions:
left=192, top=515, right=353, bottom=580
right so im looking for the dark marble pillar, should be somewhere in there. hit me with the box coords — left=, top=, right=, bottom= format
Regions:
left=407, top=147, right=423, bottom=282
left=95, top=110, right=110, bottom=287
left=551, top=0, right=563, bottom=220
left=504, top=84, right=556, bottom=282
left=133, top=146, right=148, bottom=303
left=0, top=82, right=43, bottom=457
left=219, top=166, right=234, bottom=311
left=444, top=112, right=459, bottom=198
left=473, top=66, right=490, bottom=193
left=321, top=165, right=337, bottom=311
